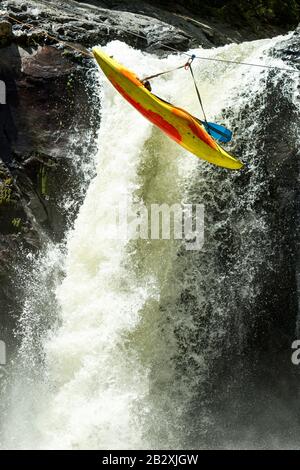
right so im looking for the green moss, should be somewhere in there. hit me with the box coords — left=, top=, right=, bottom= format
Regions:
left=0, top=186, right=12, bottom=204
left=11, top=217, right=22, bottom=229
left=38, top=165, right=48, bottom=196
left=0, top=177, right=12, bottom=205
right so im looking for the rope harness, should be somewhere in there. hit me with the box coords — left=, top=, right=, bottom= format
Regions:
left=142, top=54, right=211, bottom=134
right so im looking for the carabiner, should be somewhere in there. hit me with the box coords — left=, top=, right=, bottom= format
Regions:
left=184, top=54, right=196, bottom=70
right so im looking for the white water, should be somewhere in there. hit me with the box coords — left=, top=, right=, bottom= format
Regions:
left=0, top=35, right=297, bottom=449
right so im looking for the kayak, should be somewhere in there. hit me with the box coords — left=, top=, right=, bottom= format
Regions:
left=92, top=47, right=243, bottom=170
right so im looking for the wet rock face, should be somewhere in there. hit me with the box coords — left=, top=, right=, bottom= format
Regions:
left=3, top=0, right=207, bottom=52
left=3, top=0, right=293, bottom=55
left=13, top=45, right=89, bottom=156
left=0, top=13, right=99, bottom=330
left=0, top=42, right=97, bottom=237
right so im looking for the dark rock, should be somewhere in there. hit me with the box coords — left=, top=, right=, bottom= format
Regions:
left=0, top=20, right=12, bottom=46
left=0, top=40, right=98, bottom=239
left=3, top=0, right=292, bottom=57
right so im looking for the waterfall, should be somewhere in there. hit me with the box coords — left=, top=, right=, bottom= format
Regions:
left=0, top=33, right=298, bottom=449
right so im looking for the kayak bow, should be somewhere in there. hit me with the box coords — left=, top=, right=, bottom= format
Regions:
left=93, top=47, right=243, bottom=170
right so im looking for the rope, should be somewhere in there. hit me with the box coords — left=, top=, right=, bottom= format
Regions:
left=147, top=43, right=299, bottom=74
left=3, top=12, right=299, bottom=73
left=141, top=64, right=186, bottom=82
left=184, top=55, right=210, bottom=131
left=179, top=52, right=300, bottom=73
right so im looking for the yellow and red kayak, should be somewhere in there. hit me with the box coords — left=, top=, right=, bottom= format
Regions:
left=92, top=47, right=243, bottom=170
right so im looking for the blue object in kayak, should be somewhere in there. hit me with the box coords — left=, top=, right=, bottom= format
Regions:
left=203, top=122, right=232, bottom=143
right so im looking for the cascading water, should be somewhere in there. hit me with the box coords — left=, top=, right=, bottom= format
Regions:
left=0, top=32, right=299, bottom=449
